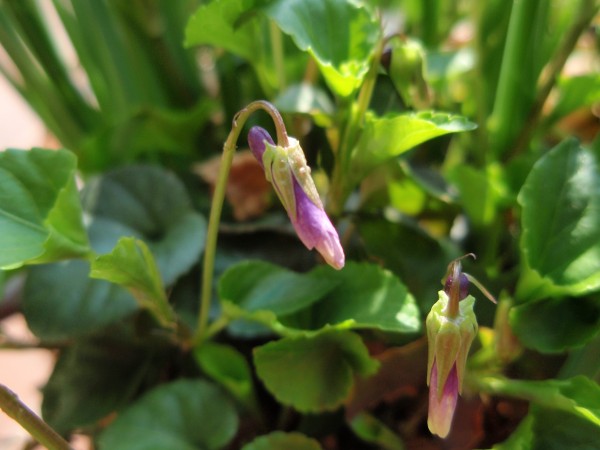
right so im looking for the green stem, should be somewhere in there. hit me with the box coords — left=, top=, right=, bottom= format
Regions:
left=269, top=20, right=286, bottom=90
left=507, top=0, right=599, bottom=160
left=328, top=37, right=384, bottom=216
left=487, top=0, right=544, bottom=158
left=194, top=101, right=287, bottom=347
left=0, top=384, right=72, bottom=450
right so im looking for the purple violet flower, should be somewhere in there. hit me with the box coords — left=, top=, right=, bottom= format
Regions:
left=248, top=126, right=345, bottom=269
left=426, top=259, right=477, bottom=438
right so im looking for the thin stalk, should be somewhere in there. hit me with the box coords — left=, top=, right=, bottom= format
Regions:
left=488, top=0, right=544, bottom=158
left=507, top=0, right=600, bottom=160
left=194, top=101, right=287, bottom=347
left=0, top=384, right=72, bottom=450
left=269, top=20, right=286, bottom=90
left=328, top=36, right=384, bottom=216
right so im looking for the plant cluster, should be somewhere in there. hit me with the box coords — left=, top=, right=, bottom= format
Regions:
left=0, top=0, right=599, bottom=449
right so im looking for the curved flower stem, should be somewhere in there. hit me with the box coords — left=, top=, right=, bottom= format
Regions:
left=194, top=101, right=287, bottom=347
left=0, top=384, right=72, bottom=450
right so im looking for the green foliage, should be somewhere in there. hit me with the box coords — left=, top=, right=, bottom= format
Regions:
left=220, top=261, right=420, bottom=336
left=254, top=329, right=379, bottom=412
left=483, top=376, right=600, bottom=449
left=23, top=260, right=136, bottom=341
left=82, top=165, right=206, bottom=285
left=517, top=139, right=600, bottom=299
left=42, top=325, right=163, bottom=434
left=0, top=0, right=599, bottom=448
left=193, top=342, right=257, bottom=411
left=0, top=148, right=89, bottom=268
left=91, top=238, right=176, bottom=328
left=98, top=379, right=239, bottom=450
left=242, top=432, right=322, bottom=450
left=348, top=112, right=477, bottom=186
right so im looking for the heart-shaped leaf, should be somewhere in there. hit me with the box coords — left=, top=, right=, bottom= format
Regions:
left=253, top=329, right=379, bottom=413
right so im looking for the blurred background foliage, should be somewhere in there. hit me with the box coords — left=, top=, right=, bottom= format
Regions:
left=0, top=0, right=599, bottom=449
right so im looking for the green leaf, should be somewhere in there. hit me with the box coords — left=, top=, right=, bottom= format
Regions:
left=242, top=432, right=322, bottom=450
left=91, top=237, right=175, bottom=328
left=184, top=0, right=279, bottom=93
left=185, top=0, right=261, bottom=61
left=42, top=325, right=160, bottom=434
left=547, top=74, right=600, bottom=124
left=0, top=148, right=89, bottom=268
left=349, top=112, right=477, bottom=186
left=295, top=262, right=421, bottom=334
left=261, top=0, right=380, bottom=97
left=510, top=295, right=600, bottom=353
left=488, top=376, right=600, bottom=447
left=349, top=412, right=405, bottom=450
left=517, top=138, right=600, bottom=299
left=493, top=407, right=600, bottom=450
left=98, top=379, right=238, bottom=450
left=274, top=83, right=335, bottom=127
left=448, top=163, right=508, bottom=227
left=478, top=375, right=600, bottom=426
left=82, top=165, right=206, bottom=286
left=253, top=329, right=379, bottom=413
left=219, top=261, right=420, bottom=337
left=219, top=260, right=340, bottom=317
left=23, top=260, right=136, bottom=341
left=194, top=342, right=257, bottom=411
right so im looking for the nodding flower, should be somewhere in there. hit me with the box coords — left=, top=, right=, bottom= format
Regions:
left=248, top=126, right=345, bottom=270
left=426, top=254, right=495, bottom=438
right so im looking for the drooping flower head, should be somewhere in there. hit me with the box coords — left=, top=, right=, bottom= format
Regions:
left=248, top=126, right=345, bottom=269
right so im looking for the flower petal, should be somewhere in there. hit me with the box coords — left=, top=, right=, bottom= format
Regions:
left=291, top=177, right=344, bottom=269
left=428, top=361, right=459, bottom=438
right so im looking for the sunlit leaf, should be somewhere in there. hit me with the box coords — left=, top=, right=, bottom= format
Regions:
left=0, top=148, right=89, bottom=268
left=261, top=0, right=380, bottom=97
left=219, top=261, right=420, bottom=337
left=219, top=260, right=340, bottom=317
left=91, top=237, right=175, bottom=328
left=349, top=112, right=477, bottom=186
left=517, top=138, right=600, bottom=300
left=254, top=329, right=379, bottom=412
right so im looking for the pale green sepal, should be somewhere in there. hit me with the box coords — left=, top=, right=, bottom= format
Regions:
left=262, top=138, right=324, bottom=222
left=426, top=291, right=478, bottom=398
left=287, top=138, right=323, bottom=210
left=263, top=141, right=297, bottom=220
left=434, top=330, right=461, bottom=398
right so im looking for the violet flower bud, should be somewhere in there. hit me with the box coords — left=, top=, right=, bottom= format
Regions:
left=426, top=260, right=477, bottom=438
left=248, top=126, right=345, bottom=270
